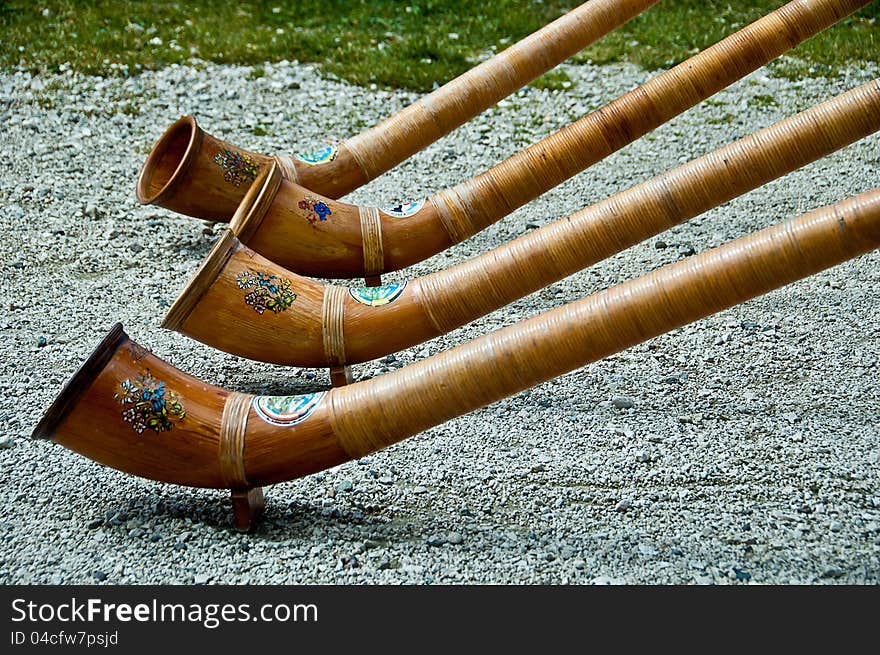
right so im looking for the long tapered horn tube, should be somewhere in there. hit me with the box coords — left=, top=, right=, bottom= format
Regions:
left=35, top=188, right=880, bottom=488
left=136, top=0, right=659, bottom=219
left=200, top=0, right=867, bottom=280
left=162, top=79, right=880, bottom=369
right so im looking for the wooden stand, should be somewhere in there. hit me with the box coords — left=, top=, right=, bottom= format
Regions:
left=231, top=487, right=264, bottom=532
left=330, top=364, right=354, bottom=387
left=365, top=274, right=382, bottom=287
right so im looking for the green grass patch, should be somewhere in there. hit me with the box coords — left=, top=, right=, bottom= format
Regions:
left=1, top=1, right=877, bottom=91
left=750, top=93, right=779, bottom=109
left=531, top=69, right=574, bottom=92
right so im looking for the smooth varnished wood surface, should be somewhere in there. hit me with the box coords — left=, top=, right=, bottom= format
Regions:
left=227, top=0, right=872, bottom=279
left=167, top=81, right=880, bottom=370
left=38, top=189, right=880, bottom=490
left=137, top=0, right=658, bottom=217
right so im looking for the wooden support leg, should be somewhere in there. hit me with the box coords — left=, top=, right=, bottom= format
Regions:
left=330, top=364, right=354, bottom=387
left=231, top=487, right=264, bottom=532
left=364, top=274, right=382, bottom=287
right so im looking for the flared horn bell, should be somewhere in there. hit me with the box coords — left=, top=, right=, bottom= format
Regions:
left=140, top=0, right=873, bottom=282
left=162, top=80, right=880, bottom=374
left=136, top=0, right=660, bottom=215
left=36, top=188, right=880, bottom=494
left=136, top=116, right=276, bottom=222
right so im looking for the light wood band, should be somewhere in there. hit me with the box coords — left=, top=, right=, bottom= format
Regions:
left=219, top=392, right=254, bottom=488
left=433, top=189, right=474, bottom=244
left=322, top=285, right=348, bottom=366
left=329, top=188, right=880, bottom=460
left=273, top=154, right=300, bottom=184
left=359, top=206, right=385, bottom=276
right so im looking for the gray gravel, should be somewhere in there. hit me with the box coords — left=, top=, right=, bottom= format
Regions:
left=1, top=56, right=878, bottom=584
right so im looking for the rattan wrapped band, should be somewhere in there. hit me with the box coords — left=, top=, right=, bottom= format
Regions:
left=358, top=206, right=384, bottom=276
left=165, top=80, right=880, bottom=369
left=35, top=189, right=880, bottom=490
left=219, top=392, right=254, bottom=488
left=137, top=0, right=659, bottom=219
left=329, top=189, right=880, bottom=459
left=273, top=155, right=299, bottom=185
left=206, top=0, right=873, bottom=280
left=322, top=285, right=348, bottom=366
left=434, top=189, right=474, bottom=245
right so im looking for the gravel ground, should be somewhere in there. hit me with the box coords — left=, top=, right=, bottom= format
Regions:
left=1, top=56, right=878, bottom=585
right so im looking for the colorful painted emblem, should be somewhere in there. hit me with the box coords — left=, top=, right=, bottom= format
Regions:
left=384, top=199, right=426, bottom=218
left=115, top=371, right=186, bottom=435
left=349, top=281, right=407, bottom=307
left=213, top=149, right=259, bottom=187
left=294, top=145, right=338, bottom=166
left=253, top=392, right=326, bottom=427
left=298, top=196, right=333, bottom=225
left=236, top=270, right=297, bottom=314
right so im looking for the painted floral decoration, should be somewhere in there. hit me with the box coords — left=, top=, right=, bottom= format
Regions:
left=349, top=281, right=407, bottom=307
left=297, top=196, right=333, bottom=225
left=115, top=371, right=186, bottom=434
left=236, top=270, right=297, bottom=314
left=213, top=149, right=260, bottom=187
left=252, top=392, right=326, bottom=427
left=384, top=199, right=426, bottom=218
left=295, top=145, right=338, bottom=165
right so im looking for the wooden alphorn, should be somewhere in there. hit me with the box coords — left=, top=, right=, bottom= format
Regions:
left=162, top=80, right=880, bottom=373
left=136, top=0, right=658, bottom=218
left=34, top=189, right=880, bottom=530
left=140, top=0, right=871, bottom=283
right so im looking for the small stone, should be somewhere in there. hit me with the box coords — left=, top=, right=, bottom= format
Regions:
left=820, top=566, right=844, bottom=579
left=93, top=570, right=107, bottom=581
left=635, top=450, right=651, bottom=463
left=194, top=573, right=210, bottom=584
left=447, top=532, right=463, bottom=545
left=377, top=557, right=392, bottom=570
left=829, top=521, right=843, bottom=532
left=36, top=336, right=47, bottom=347
left=335, top=479, right=353, bottom=492
left=412, top=486, right=428, bottom=494
left=0, top=435, right=14, bottom=449
left=614, top=499, right=631, bottom=513
left=530, top=464, right=546, bottom=473
left=573, top=559, right=586, bottom=570
left=611, top=396, right=634, bottom=410
left=86, top=518, right=103, bottom=529
left=655, top=240, right=668, bottom=249
left=426, top=534, right=447, bottom=547
left=378, top=476, right=394, bottom=486
left=733, top=568, right=751, bottom=582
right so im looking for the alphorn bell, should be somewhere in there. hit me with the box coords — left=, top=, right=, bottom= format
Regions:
left=136, top=0, right=659, bottom=218
left=138, top=0, right=871, bottom=284
left=161, top=80, right=880, bottom=375
left=34, top=188, right=880, bottom=529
